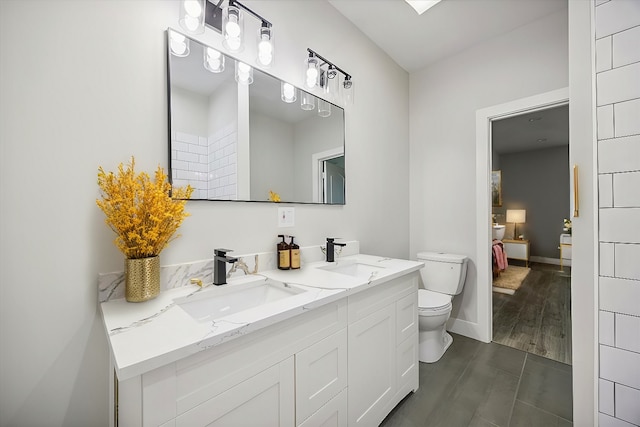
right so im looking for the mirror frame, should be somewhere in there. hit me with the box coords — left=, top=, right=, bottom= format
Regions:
left=166, top=30, right=346, bottom=205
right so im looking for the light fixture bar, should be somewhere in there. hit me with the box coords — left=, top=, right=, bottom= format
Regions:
left=307, top=48, right=351, bottom=81
left=229, top=0, right=271, bottom=28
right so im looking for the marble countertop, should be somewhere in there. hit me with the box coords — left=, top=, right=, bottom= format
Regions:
left=100, top=254, right=423, bottom=380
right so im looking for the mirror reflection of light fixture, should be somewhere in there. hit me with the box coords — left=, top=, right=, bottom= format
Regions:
left=506, top=209, right=526, bottom=239
left=169, top=30, right=190, bottom=57
left=281, top=82, right=297, bottom=103
left=179, top=0, right=206, bottom=34
left=235, top=60, right=253, bottom=85
left=318, top=99, right=331, bottom=118
left=204, top=47, right=225, bottom=73
left=301, top=91, right=315, bottom=111
left=306, top=48, right=353, bottom=105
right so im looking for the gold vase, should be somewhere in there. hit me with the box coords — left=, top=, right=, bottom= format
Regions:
left=125, top=256, right=160, bottom=302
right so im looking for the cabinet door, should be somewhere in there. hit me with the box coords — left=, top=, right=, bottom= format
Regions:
left=175, top=357, right=294, bottom=427
left=396, top=292, right=418, bottom=345
left=299, top=389, right=347, bottom=427
left=396, top=333, right=419, bottom=396
left=296, top=329, right=347, bottom=425
left=348, top=305, right=396, bottom=427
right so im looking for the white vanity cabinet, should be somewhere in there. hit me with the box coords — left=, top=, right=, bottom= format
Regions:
left=112, top=271, right=419, bottom=427
left=347, top=274, right=419, bottom=427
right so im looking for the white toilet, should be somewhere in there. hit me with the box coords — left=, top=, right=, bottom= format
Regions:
left=416, top=251, right=469, bottom=363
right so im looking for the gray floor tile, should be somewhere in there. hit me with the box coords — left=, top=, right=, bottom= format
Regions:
left=510, top=400, right=561, bottom=427
left=516, top=354, right=573, bottom=421
left=473, top=341, right=527, bottom=377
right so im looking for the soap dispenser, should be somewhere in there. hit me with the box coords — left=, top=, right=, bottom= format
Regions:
left=277, top=235, right=290, bottom=270
left=289, top=236, right=300, bottom=270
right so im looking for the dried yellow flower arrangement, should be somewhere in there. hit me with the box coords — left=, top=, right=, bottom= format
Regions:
left=96, top=157, right=193, bottom=259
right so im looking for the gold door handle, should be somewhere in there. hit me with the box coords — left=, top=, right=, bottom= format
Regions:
left=573, top=164, right=579, bottom=217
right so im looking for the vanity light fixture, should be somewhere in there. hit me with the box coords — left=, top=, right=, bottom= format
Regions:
left=179, top=0, right=206, bottom=34
left=281, top=82, right=297, bottom=103
left=305, top=49, right=353, bottom=105
left=235, top=60, right=253, bottom=85
left=318, top=99, right=331, bottom=118
left=178, top=0, right=274, bottom=67
left=204, top=47, right=225, bottom=73
left=300, top=91, right=316, bottom=111
left=169, top=30, right=190, bottom=57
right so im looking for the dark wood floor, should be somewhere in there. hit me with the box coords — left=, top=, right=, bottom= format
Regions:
left=492, top=262, right=572, bottom=365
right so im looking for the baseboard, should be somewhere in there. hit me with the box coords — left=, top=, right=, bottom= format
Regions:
left=446, top=317, right=489, bottom=343
left=529, top=256, right=571, bottom=267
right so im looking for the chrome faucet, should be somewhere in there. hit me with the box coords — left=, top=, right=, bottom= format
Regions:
left=325, top=238, right=346, bottom=262
left=214, top=248, right=238, bottom=285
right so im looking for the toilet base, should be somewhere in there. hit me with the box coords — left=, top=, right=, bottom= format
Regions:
left=418, top=330, right=453, bottom=363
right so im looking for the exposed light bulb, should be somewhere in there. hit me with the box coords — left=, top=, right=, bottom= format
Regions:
left=204, top=47, right=224, bottom=73
left=184, top=15, right=200, bottom=32
left=184, top=0, right=202, bottom=17
left=169, top=31, right=189, bottom=57
left=257, top=38, right=273, bottom=66
left=226, top=19, right=241, bottom=38
left=281, top=83, right=296, bottom=103
left=223, top=6, right=244, bottom=53
left=235, top=61, right=253, bottom=84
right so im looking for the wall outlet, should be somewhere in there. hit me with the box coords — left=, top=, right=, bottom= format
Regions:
left=278, top=207, right=295, bottom=228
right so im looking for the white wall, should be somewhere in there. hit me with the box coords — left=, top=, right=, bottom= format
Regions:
left=409, top=9, right=568, bottom=333
left=594, top=1, right=640, bottom=425
left=0, top=1, right=409, bottom=426
left=250, top=111, right=295, bottom=200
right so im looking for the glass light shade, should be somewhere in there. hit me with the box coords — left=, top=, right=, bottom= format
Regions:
left=342, top=77, right=354, bottom=105
left=235, top=61, right=253, bottom=85
left=223, top=5, right=244, bottom=52
left=179, top=0, right=205, bottom=34
left=300, top=91, right=315, bottom=111
left=204, top=47, right=225, bottom=73
left=281, top=82, right=297, bottom=103
left=256, top=26, right=274, bottom=67
left=304, top=57, right=319, bottom=90
left=324, top=68, right=339, bottom=96
left=318, top=99, right=331, bottom=117
left=169, top=30, right=190, bottom=57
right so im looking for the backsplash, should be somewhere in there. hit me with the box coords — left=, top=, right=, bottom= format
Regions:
left=98, top=241, right=359, bottom=303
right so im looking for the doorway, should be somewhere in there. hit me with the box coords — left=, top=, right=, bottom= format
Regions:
left=475, top=87, right=570, bottom=345
left=312, top=147, right=345, bottom=204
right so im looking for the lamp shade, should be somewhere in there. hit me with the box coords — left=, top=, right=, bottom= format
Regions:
left=506, top=209, right=526, bottom=223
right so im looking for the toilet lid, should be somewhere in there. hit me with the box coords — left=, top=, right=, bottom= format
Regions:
left=418, top=289, right=452, bottom=310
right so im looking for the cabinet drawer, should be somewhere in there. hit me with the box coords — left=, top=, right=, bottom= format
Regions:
left=296, top=329, right=348, bottom=425
left=503, top=241, right=529, bottom=260
left=298, top=389, right=347, bottom=427
left=561, top=245, right=572, bottom=260
left=396, top=334, right=418, bottom=396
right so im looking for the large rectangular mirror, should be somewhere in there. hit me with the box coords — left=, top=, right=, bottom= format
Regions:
left=167, top=30, right=346, bottom=204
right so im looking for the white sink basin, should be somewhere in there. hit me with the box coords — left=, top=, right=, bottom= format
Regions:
left=319, top=261, right=386, bottom=280
left=492, top=224, right=505, bottom=240
left=175, top=280, right=306, bottom=322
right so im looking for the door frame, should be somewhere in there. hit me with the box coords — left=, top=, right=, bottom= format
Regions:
left=475, top=87, right=569, bottom=343
left=312, top=147, right=345, bottom=203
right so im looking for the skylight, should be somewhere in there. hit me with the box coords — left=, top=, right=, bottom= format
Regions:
left=404, top=0, right=442, bottom=15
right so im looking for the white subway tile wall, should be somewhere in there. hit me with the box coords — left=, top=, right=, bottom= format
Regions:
left=596, top=1, right=640, bottom=424
left=170, top=122, right=238, bottom=200
left=208, top=122, right=237, bottom=200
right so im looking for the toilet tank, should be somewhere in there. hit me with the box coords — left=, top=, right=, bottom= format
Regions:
left=417, top=252, right=469, bottom=295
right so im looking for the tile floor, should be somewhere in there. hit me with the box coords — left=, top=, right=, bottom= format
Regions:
left=380, top=333, right=573, bottom=427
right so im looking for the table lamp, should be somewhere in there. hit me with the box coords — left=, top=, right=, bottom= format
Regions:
left=506, top=209, right=526, bottom=239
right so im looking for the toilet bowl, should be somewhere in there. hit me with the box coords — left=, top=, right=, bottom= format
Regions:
left=418, top=289, right=454, bottom=363
left=416, top=252, right=468, bottom=363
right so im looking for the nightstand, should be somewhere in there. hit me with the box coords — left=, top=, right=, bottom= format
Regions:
left=559, top=234, right=572, bottom=271
left=503, top=239, right=530, bottom=267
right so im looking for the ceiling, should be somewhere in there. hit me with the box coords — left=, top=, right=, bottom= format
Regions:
left=329, top=0, right=568, bottom=73
left=492, top=104, right=569, bottom=155
left=330, top=0, right=569, bottom=154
